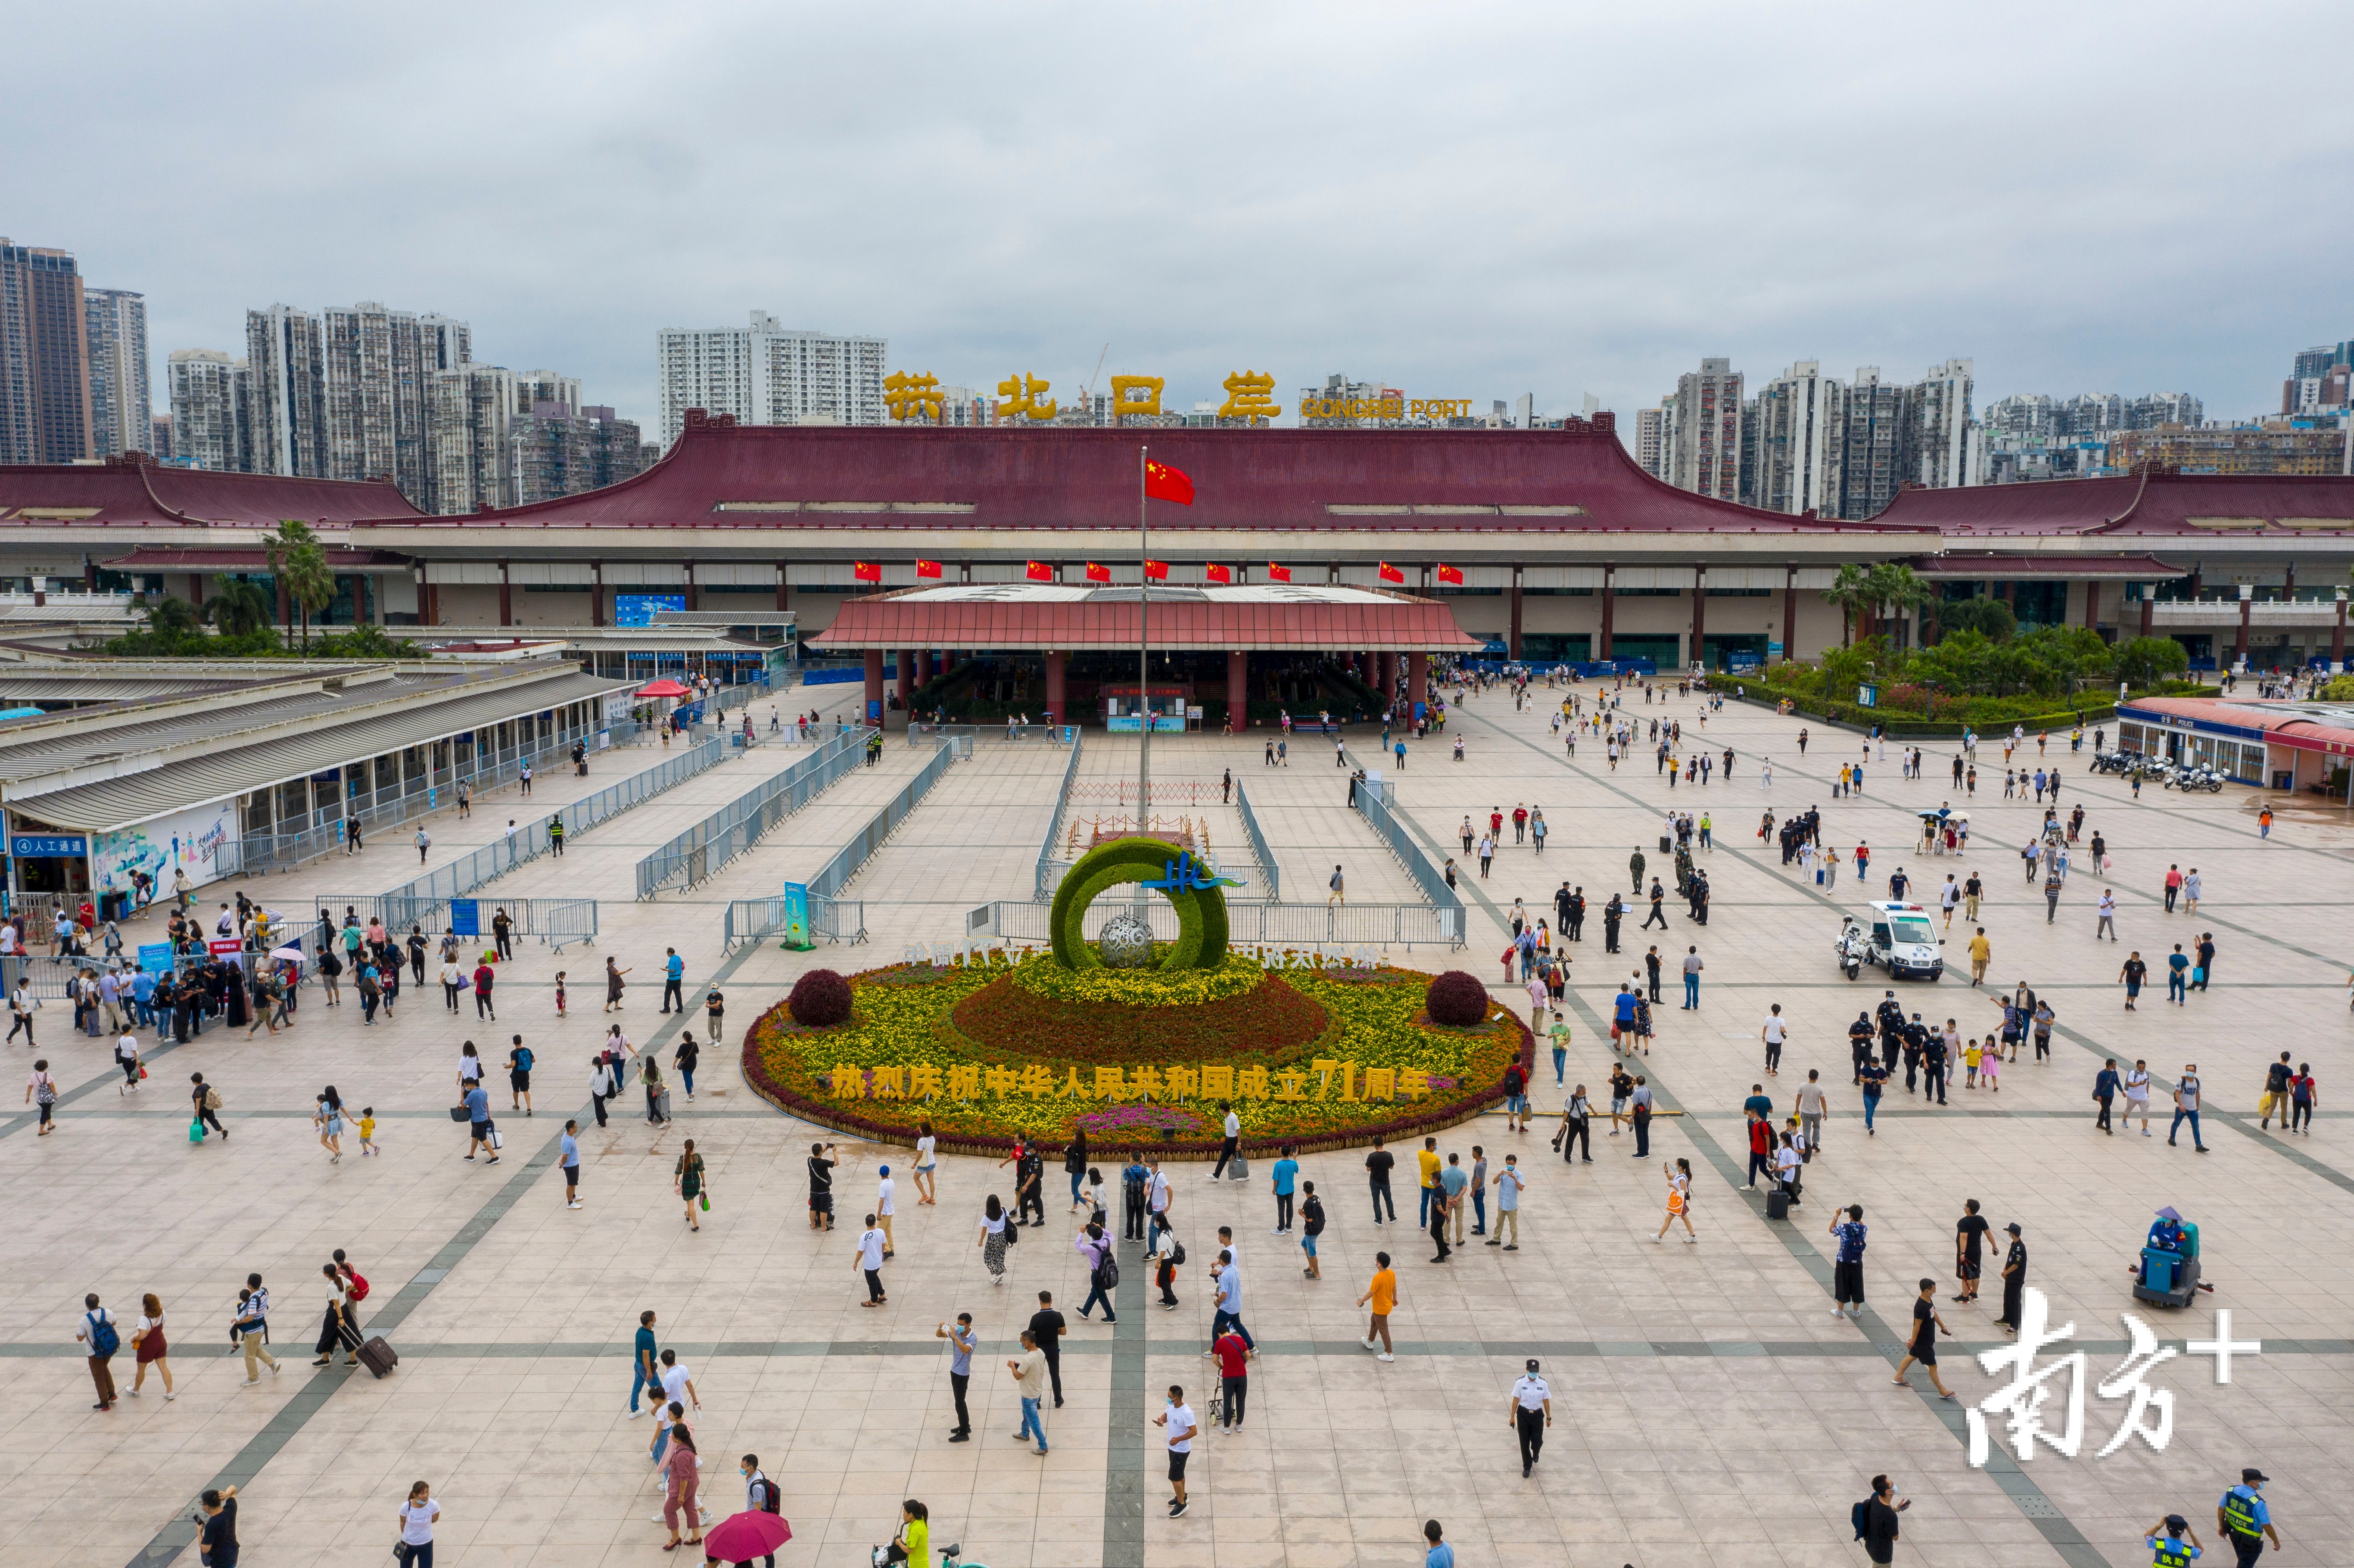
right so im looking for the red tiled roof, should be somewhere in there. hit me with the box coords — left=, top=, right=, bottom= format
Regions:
left=1874, top=469, right=2354, bottom=538
left=0, top=455, right=421, bottom=528
left=376, top=414, right=1937, bottom=535
left=809, top=588, right=1482, bottom=653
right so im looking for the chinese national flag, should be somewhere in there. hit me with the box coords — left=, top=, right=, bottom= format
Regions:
left=1026, top=561, right=1053, bottom=582
left=1436, top=563, right=1464, bottom=585
left=1205, top=563, right=1232, bottom=584
left=852, top=561, right=881, bottom=583
left=1085, top=562, right=1111, bottom=583
left=1267, top=562, right=1292, bottom=583
left=1378, top=561, right=1404, bottom=584
left=1143, top=560, right=1169, bottom=581
left=915, top=559, right=942, bottom=579
left=1143, top=460, right=1194, bottom=505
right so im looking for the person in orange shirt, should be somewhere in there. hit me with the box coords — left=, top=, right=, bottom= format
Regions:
left=1653, top=1158, right=1696, bottom=1244
left=1356, top=1253, right=1397, bottom=1362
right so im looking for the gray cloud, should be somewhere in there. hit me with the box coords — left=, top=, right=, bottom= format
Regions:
left=14, top=0, right=2353, bottom=432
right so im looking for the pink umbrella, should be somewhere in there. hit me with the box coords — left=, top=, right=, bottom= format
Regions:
left=702, top=1511, right=791, bottom=1563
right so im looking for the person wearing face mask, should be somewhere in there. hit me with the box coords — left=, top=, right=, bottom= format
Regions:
left=1152, top=1384, right=1197, bottom=1517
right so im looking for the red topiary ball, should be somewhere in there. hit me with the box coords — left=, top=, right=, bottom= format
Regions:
left=788, top=968, right=853, bottom=1028
left=1425, top=968, right=1488, bottom=1027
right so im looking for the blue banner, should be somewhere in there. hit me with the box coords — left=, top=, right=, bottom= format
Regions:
left=11, top=834, right=85, bottom=857
left=138, top=942, right=176, bottom=974
left=777, top=882, right=811, bottom=950
left=450, top=899, right=480, bottom=938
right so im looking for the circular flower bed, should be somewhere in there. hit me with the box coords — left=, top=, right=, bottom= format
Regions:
left=742, top=951, right=1532, bottom=1158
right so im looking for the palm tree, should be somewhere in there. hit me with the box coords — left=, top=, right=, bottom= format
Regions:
left=141, top=596, right=202, bottom=638
left=1822, top=563, right=1870, bottom=647
left=201, top=579, right=274, bottom=639
left=265, top=519, right=337, bottom=651
left=1864, top=563, right=1936, bottom=650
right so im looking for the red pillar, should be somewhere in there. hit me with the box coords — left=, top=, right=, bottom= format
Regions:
left=1379, top=651, right=1398, bottom=698
left=863, top=649, right=884, bottom=725
left=1599, top=565, right=1615, bottom=660
left=498, top=560, right=512, bottom=627
left=1407, top=650, right=1428, bottom=716
left=1227, top=650, right=1248, bottom=727
left=2140, top=590, right=2154, bottom=640
left=1781, top=565, right=1797, bottom=663
left=1690, top=566, right=1707, bottom=670
left=2083, top=580, right=2100, bottom=631
left=776, top=566, right=788, bottom=614
left=188, top=572, right=205, bottom=608
left=1507, top=569, right=1523, bottom=660
left=895, top=649, right=915, bottom=707
left=1044, top=650, right=1067, bottom=727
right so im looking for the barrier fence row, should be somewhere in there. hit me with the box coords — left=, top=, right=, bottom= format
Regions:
left=300, top=896, right=600, bottom=952
left=1232, top=779, right=1283, bottom=903
left=722, top=737, right=961, bottom=949
left=1341, top=750, right=1467, bottom=934
left=975, top=896, right=1460, bottom=949
left=636, top=729, right=867, bottom=898
left=1032, top=731, right=1086, bottom=900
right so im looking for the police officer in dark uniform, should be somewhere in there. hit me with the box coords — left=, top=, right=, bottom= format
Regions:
left=1923, top=1029, right=1951, bottom=1105
left=1896, top=1012, right=1926, bottom=1073
left=1849, top=1012, right=1877, bottom=1083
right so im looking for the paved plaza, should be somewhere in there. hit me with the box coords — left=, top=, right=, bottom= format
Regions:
left=3, top=679, right=2349, bottom=1568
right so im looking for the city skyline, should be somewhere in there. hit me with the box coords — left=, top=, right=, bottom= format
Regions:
left=10, top=3, right=2352, bottom=448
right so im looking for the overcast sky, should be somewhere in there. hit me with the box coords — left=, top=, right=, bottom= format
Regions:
left=16, top=1, right=2353, bottom=435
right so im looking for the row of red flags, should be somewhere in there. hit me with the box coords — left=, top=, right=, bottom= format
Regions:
left=852, top=560, right=1463, bottom=585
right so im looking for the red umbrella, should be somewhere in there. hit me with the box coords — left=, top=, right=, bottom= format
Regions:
left=636, top=678, right=691, bottom=698
left=702, top=1511, right=791, bottom=1562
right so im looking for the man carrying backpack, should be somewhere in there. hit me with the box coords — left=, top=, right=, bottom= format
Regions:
left=77, top=1291, right=120, bottom=1409
left=1856, top=1475, right=1909, bottom=1565
left=735, top=1455, right=784, bottom=1568
left=506, top=1036, right=535, bottom=1117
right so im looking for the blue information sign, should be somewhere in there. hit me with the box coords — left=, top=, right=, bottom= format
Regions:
left=450, top=899, right=481, bottom=938
left=11, top=834, right=86, bottom=857
left=138, top=942, right=176, bottom=975
left=777, top=882, right=812, bottom=950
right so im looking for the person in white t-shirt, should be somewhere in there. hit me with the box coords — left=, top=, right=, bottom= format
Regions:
left=398, top=1482, right=439, bottom=1564
left=875, top=1167, right=897, bottom=1259
left=116, top=1030, right=141, bottom=1095
left=855, top=1217, right=889, bottom=1307
left=913, top=1124, right=938, bottom=1206
left=1759, top=1007, right=1788, bottom=1076
left=1153, top=1384, right=1197, bottom=1517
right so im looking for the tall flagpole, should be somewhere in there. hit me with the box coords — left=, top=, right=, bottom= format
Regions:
left=1138, top=444, right=1151, bottom=816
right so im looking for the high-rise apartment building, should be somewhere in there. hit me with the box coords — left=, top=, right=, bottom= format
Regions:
left=318, top=302, right=480, bottom=503
left=511, top=404, right=646, bottom=504
left=168, top=349, right=254, bottom=473
left=1667, top=358, right=1743, bottom=501
left=0, top=238, right=92, bottom=464
left=83, top=287, right=150, bottom=459
left=1633, top=404, right=1669, bottom=479
left=654, top=312, right=887, bottom=447
left=1837, top=368, right=1912, bottom=520
left=1911, top=358, right=1978, bottom=490
left=427, top=363, right=520, bottom=513
left=1750, top=361, right=1843, bottom=517
left=2292, top=342, right=2352, bottom=381
left=246, top=305, right=327, bottom=477
left=149, top=412, right=174, bottom=462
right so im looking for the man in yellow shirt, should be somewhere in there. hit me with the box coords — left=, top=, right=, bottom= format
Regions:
left=1357, top=1252, right=1397, bottom=1362
left=1967, top=927, right=1992, bottom=986
left=1416, top=1137, right=1442, bottom=1228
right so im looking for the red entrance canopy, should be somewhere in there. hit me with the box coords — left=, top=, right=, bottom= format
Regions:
left=636, top=678, right=691, bottom=698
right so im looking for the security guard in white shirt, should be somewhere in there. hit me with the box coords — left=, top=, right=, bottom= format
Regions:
left=1507, top=1357, right=1553, bottom=1476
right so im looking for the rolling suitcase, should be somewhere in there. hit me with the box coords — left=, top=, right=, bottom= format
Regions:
left=1658, top=834, right=1672, bottom=853
left=1764, top=1189, right=1791, bottom=1221
left=654, top=1089, right=673, bottom=1122
left=356, top=1335, right=399, bottom=1378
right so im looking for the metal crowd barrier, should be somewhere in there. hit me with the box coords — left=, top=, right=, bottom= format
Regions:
left=1232, top=778, right=1283, bottom=903
left=1031, top=731, right=1086, bottom=900
left=976, top=897, right=1460, bottom=949
left=720, top=737, right=957, bottom=945
left=1340, top=756, right=1465, bottom=941
left=636, top=729, right=866, bottom=898
left=302, top=895, right=600, bottom=952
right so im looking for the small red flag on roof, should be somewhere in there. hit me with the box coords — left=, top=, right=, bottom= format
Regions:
left=1085, top=562, right=1111, bottom=583
left=1267, top=562, right=1292, bottom=583
left=1026, top=561, right=1053, bottom=582
left=1205, top=563, right=1232, bottom=584
left=915, top=559, right=942, bottom=579
left=1378, top=561, right=1404, bottom=584
left=1436, top=563, right=1463, bottom=585
left=1143, top=560, right=1169, bottom=581
left=1143, top=460, right=1194, bottom=505
left=852, top=561, right=881, bottom=583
